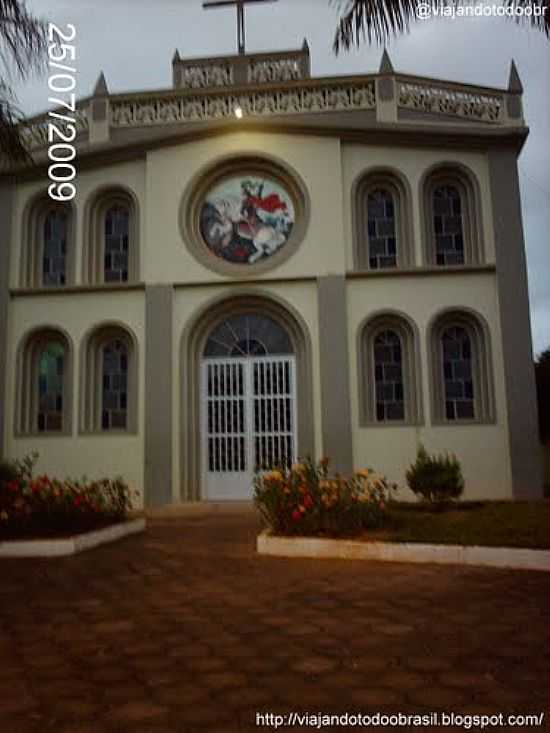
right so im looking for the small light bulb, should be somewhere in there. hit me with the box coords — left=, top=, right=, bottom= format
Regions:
left=234, top=106, right=243, bottom=119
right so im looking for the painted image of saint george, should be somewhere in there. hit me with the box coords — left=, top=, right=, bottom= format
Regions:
left=200, top=177, right=295, bottom=264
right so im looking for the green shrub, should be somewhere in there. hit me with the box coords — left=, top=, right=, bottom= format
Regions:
left=406, top=445, right=464, bottom=504
left=254, top=457, right=395, bottom=537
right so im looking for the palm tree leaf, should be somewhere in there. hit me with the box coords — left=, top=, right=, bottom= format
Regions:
left=505, top=0, right=550, bottom=34
left=332, top=0, right=550, bottom=51
left=0, top=0, right=47, bottom=79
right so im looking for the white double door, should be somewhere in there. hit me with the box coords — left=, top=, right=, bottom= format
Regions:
left=201, top=356, right=297, bottom=500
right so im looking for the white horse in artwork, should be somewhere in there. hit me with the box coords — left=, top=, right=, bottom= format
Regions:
left=208, top=194, right=287, bottom=263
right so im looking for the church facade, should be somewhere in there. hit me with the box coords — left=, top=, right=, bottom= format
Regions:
left=0, top=44, right=542, bottom=506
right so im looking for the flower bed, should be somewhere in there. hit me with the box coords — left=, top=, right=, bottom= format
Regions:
left=0, top=454, right=137, bottom=541
left=253, top=458, right=395, bottom=537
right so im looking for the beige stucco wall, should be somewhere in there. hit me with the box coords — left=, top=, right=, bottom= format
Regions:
left=5, top=131, right=515, bottom=503
left=342, top=144, right=496, bottom=270
left=5, top=290, right=146, bottom=507
left=145, top=131, right=345, bottom=282
left=347, top=272, right=512, bottom=500
left=10, top=160, right=146, bottom=287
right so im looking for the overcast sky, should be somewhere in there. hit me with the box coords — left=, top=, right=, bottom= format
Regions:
left=12, top=0, right=550, bottom=354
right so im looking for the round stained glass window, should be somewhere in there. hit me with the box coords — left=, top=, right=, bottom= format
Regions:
left=199, top=176, right=295, bottom=266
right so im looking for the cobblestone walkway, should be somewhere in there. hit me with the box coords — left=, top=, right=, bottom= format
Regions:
left=1, top=509, right=549, bottom=732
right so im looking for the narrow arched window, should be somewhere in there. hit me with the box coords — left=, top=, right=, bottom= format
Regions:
left=80, top=324, right=138, bottom=433
left=21, top=195, right=74, bottom=288
left=83, top=189, right=139, bottom=285
left=432, top=185, right=464, bottom=266
left=37, top=341, right=65, bottom=432
left=42, top=211, right=68, bottom=286
left=104, top=206, right=129, bottom=283
left=367, top=189, right=397, bottom=269
left=354, top=170, right=414, bottom=270
left=441, top=326, right=474, bottom=420
left=101, top=339, right=129, bottom=430
left=430, top=310, right=495, bottom=424
left=423, top=166, right=483, bottom=266
left=373, top=330, right=404, bottom=421
left=359, top=313, right=422, bottom=425
left=16, top=328, right=73, bottom=435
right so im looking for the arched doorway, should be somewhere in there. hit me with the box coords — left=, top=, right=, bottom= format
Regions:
left=201, top=313, right=297, bottom=500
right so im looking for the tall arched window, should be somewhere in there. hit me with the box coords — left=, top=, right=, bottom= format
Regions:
left=373, top=329, right=404, bottom=421
left=367, top=189, right=397, bottom=269
left=80, top=324, right=138, bottom=433
left=104, top=205, right=130, bottom=283
left=37, top=340, right=65, bottom=432
left=42, top=210, right=68, bottom=286
left=101, top=339, right=129, bottom=429
left=441, top=326, right=474, bottom=420
left=429, top=310, right=494, bottom=424
left=83, top=188, right=139, bottom=285
left=359, top=313, right=422, bottom=425
left=21, top=195, right=74, bottom=288
left=432, top=185, right=464, bottom=266
left=422, top=165, right=483, bottom=266
left=354, top=169, right=414, bottom=271
left=16, top=328, right=73, bottom=435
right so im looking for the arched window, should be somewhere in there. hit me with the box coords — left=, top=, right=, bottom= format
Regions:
left=359, top=313, right=422, bottom=425
left=354, top=170, right=414, bottom=270
left=429, top=310, right=494, bottom=423
left=367, top=189, right=397, bottom=269
left=42, top=210, right=68, bottom=286
left=16, top=328, right=73, bottom=435
left=432, top=185, right=464, bottom=266
left=374, top=329, right=404, bottom=421
left=21, top=195, right=74, bottom=288
left=83, top=189, right=139, bottom=285
left=204, top=314, right=294, bottom=358
left=101, top=339, right=129, bottom=429
left=80, top=324, right=138, bottom=433
left=104, top=205, right=130, bottom=283
left=441, top=326, right=474, bottom=420
left=37, top=340, right=65, bottom=432
left=422, top=165, right=483, bottom=266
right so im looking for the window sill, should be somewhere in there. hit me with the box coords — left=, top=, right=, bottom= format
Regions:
left=347, top=264, right=495, bottom=278
left=11, top=282, right=146, bottom=297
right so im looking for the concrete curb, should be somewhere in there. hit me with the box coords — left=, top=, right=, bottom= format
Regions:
left=257, top=531, right=550, bottom=572
left=0, top=518, right=146, bottom=558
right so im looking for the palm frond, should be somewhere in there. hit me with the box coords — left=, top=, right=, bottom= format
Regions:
left=332, top=0, right=550, bottom=52
left=505, top=0, right=550, bottom=35
left=0, top=0, right=47, bottom=79
left=0, top=81, right=30, bottom=164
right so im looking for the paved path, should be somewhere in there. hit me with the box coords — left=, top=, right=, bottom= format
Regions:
left=1, top=509, right=549, bottom=732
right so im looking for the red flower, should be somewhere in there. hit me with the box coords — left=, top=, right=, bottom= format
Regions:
left=7, top=480, right=19, bottom=492
left=74, top=496, right=83, bottom=508
left=303, top=494, right=314, bottom=509
left=291, top=509, right=302, bottom=521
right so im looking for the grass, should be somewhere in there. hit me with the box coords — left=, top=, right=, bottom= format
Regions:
left=360, top=500, right=550, bottom=550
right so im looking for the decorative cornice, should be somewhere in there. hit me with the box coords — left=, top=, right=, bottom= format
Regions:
left=110, top=81, right=376, bottom=128
left=397, top=80, right=502, bottom=123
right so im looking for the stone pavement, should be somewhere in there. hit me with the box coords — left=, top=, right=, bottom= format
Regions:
left=0, top=507, right=549, bottom=732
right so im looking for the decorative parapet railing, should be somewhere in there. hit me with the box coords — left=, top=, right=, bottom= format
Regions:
left=397, top=78, right=503, bottom=123
left=178, top=62, right=234, bottom=89
left=21, top=107, right=89, bottom=150
left=109, top=80, right=377, bottom=127
left=17, top=68, right=523, bottom=155
left=173, top=46, right=310, bottom=90
left=248, top=58, right=303, bottom=84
